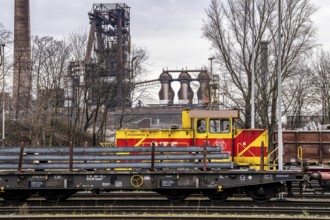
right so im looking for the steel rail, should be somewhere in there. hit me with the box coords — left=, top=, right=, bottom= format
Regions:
left=0, top=146, right=223, bottom=153
left=1, top=202, right=330, bottom=219
left=0, top=153, right=229, bottom=161
left=0, top=162, right=233, bottom=169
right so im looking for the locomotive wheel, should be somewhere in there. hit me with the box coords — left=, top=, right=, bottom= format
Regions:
left=1, top=190, right=32, bottom=202
left=245, top=184, right=278, bottom=203
left=39, top=190, right=76, bottom=201
left=202, top=189, right=233, bottom=201
left=157, top=190, right=190, bottom=202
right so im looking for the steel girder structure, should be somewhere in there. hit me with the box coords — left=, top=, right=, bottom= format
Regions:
left=86, top=3, right=131, bottom=108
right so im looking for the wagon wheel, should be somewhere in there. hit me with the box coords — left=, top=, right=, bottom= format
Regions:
left=202, top=189, right=233, bottom=202
left=165, top=190, right=189, bottom=202
left=39, top=190, right=76, bottom=201
left=157, top=190, right=190, bottom=202
left=245, top=184, right=278, bottom=203
left=1, top=190, right=31, bottom=202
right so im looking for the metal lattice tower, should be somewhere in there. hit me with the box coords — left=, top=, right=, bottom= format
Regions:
left=85, top=3, right=131, bottom=108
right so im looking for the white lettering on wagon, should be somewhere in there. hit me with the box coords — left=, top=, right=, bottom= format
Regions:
left=115, top=181, right=122, bottom=187
left=102, top=183, right=110, bottom=187
left=264, top=175, right=273, bottom=180
left=276, top=174, right=290, bottom=178
left=86, top=175, right=105, bottom=181
left=144, top=176, right=151, bottom=180
left=31, top=176, right=46, bottom=179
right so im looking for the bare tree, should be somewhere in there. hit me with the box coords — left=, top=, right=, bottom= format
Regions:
left=69, top=28, right=88, bottom=61
left=0, top=23, right=11, bottom=45
left=116, top=45, right=157, bottom=129
left=28, top=36, right=71, bottom=146
left=66, top=29, right=153, bottom=145
left=127, top=46, right=152, bottom=104
left=86, top=45, right=152, bottom=145
left=202, top=0, right=317, bottom=133
left=0, top=23, right=12, bottom=146
left=312, top=50, right=330, bottom=124
left=281, top=65, right=314, bottom=129
left=65, top=29, right=89, bottom=145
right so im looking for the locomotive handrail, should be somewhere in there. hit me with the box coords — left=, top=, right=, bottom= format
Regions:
left=268, top=147, right=278, bottom=164
left=298, top=146, right=303, bottom=161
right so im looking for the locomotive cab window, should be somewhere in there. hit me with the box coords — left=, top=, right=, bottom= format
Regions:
left=197, top=119, right=206, bottom=133
left=210, top=118, right=230, bottom=133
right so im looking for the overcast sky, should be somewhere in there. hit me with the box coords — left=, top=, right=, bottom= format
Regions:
left=0, top=0, right=212, bottom=77
left=0, top=0, right=330, bottom=77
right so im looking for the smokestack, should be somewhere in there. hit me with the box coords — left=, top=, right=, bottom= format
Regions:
left=13, top=0, right=32, bottom=116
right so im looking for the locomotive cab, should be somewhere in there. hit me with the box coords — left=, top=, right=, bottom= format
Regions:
left=186, top=110, right=235, bottom=148
left=183, top=109, right=269, bottom=170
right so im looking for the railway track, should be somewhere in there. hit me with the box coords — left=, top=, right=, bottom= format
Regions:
left=1, top=189, right=330, bottom=219
left=2, top=216, right=330, bottom=220
left=49, top=190, right=330, bottom=201
left=1, top=197, right=330, bottom=218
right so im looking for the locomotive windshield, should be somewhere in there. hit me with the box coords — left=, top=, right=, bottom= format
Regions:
left=210, top=118, right=230, bottom=133
left=197, top=119, right=206, bottom=133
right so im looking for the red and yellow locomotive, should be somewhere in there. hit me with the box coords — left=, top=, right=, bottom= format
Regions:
left=116, top=109, right=268, bottom=169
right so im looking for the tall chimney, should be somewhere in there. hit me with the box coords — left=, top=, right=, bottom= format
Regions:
left=13, top=0, right=31, bottom=116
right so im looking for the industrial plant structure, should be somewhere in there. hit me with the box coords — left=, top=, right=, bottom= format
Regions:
left=10, top=1, right=216, bottom=131
left=158, top=69, right=211, bottom=106
left=13, top=0, right=32, bottom=116
left=65, top=3, right=131, bottom=109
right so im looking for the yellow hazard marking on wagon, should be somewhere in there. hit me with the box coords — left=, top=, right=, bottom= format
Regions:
left=135, top=137, right=147, bottom=146
left=130, top=175, right=144, bottom=188
left=100, top=142, right=115, bottom=147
